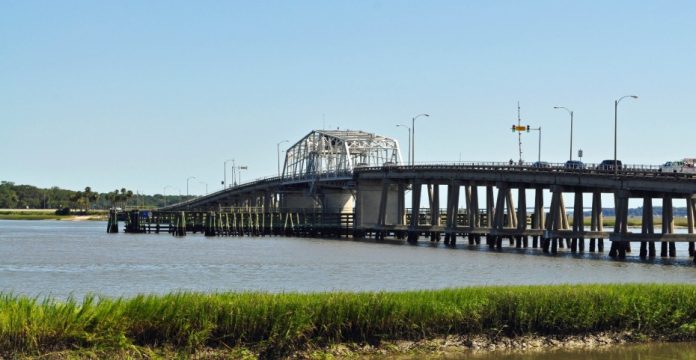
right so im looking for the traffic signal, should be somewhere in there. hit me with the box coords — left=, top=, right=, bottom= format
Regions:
left=526, top=125, right=530, bottom=132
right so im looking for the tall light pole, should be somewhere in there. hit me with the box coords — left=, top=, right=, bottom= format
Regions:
left=186, top=176, right=196, bottom=196
left=277, top=140, right=289, bottom=177
left=411, top=113, right=429, bottom=165
left=553, top=106, right=574, bottom=161
left=396, top=124, right=411, bottom=165
left=224, top=158, right=234, bottom=189
left=614, top=95, right=638, bottom=177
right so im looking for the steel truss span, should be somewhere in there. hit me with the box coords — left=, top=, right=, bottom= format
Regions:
left=282, top=130, right=402, bottom=179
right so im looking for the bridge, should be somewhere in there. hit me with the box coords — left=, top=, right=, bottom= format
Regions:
left=111, top=129, right=696, bottom=263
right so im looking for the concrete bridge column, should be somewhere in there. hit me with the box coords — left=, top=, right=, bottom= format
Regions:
left=492, top=183, right=508, bottom=250
left=687, top=196, right=695, bottom=257
left=429, top=184, right=441, bottom=242
left=444, top=181, right=460, bottom=245
left=486, top=186, right=495, bottom=228
left=640, top=197, right=655, bottom=258
left=376, top=179, right=391, bottom=240
left=506, top=189, right=517, bottom=229
left=545, top=187, right=564, bottom=254
left=408, top=182, right=422, bottom=243
left=558, top=195, right=569, bottom=248
left=469, top=183, right=480, bottom=245
left=661, top=195, right=675, bottom=257
left=516, top=186, right=528, bottom=248
left=610, top=192, right=629, bottom=259
left=397, top=183, right=406, bottom=227
left=589, top=192, right=604, bottom=252
left=532, top=187, right=544, bottom=249
left=572, top=191, right=584, bottom=253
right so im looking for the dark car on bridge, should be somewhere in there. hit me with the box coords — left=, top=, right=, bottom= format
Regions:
left=599, top=159, right=622, bottom=171
left=564, top=160, right=584, bottom=169
left=532, top=161, right=550, bottom=168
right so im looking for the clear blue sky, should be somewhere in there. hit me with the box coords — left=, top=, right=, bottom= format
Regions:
left=2, top=1, right=695, bottom=195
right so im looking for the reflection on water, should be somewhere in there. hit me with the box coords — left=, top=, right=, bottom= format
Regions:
left=1, top=220, right=696, bottom=299
left=458, top=342, right=696, bottom=359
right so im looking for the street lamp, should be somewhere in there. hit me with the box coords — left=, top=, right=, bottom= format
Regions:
left=224, top=158, right=234, bottom=189
left=553, top=106, right=574, bottom=161
left=614, top=95, right=638, bottom=177
left=186, top=176, right=196, bottom=196
left=277, top=140, right=289, bottom=177
left=411, top=113, right=429, bottom=165
left=396, top=124, right=411, bottom=165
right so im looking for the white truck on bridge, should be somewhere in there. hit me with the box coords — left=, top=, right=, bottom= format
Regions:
left=660, top=158, right=696, bottom=173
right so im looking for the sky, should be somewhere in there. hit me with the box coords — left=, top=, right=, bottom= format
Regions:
left=2, top=0, right=695, bottom=196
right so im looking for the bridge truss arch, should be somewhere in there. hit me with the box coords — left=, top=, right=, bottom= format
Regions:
left=282, top=130, right=403, bottom=179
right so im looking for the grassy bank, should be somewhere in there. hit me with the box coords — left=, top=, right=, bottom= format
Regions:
left=0, top=210, right=107, bottom=221
left=2, top=284, right=696, bottom=358
left=580, top=216, right=688, bottom=228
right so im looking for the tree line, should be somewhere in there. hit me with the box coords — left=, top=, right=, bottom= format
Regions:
left=0, top=181, right=193, bottom=210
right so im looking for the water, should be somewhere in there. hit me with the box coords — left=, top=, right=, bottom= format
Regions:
left=1, top=220, right=696, bottom=299
left=396, top=342, right=696, bottom=359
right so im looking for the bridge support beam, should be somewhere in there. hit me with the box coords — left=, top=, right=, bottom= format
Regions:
left=445, top=181, right=460, bottom=245
left=640, top=197, right=655, bottom=258
left=469, top=183, right=480, bottom=245
left=687, top=196, right=695, bottom=258
left=408, top=182, right=422, bottom=243
left=572, top=191, right=584, bottom=253
left=429, top=184, right=441, bottom=242
left=532, top=187, right=544, bottom=249
left=516, top=186, right=527, bottom=248
left=661, top=195, right=675, bottom=257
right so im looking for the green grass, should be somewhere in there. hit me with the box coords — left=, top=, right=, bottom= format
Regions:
left=2, top=284, right=696, bottom=357
left=0, top=210, right=107, bottom=221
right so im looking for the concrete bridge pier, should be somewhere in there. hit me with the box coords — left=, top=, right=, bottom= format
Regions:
left=532, top=187, right=544, bottom=248
left=408, top=182, right=422, bottom=243
left=661, top=195, right=676, bottom=257
left=397, top=183, right=406, bottom=239
left=609, top=192, right=630, bottom=259
left=469, top=183, right=481, bottom=245
left=640, top=197, right=656, bottom=258
left=687, top=196, right=695, bottom=257
left=444, top=181, right=460, bottom=246
left=589, top=192, right=604, bottom=252
left=571, top=191, right=584, bottom=253
left=428, top=184, right=441, bottom=242
left=485, top=186, right=495, bottom=247
left=515, top=186, right=527, bottom=248
left=491, top=183, right=507, bottom=250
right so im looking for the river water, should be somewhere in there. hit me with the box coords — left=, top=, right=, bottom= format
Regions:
left=435, top=342, right=696, bottom=360
left=1, top=220, right=696, bottom=299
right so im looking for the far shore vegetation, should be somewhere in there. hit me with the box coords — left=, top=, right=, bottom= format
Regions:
left=2, top=284, right=696, bottom=358
left=0, top=181, right=194, bottom=217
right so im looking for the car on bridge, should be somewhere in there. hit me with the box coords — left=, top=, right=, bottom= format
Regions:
left=564, top=160, right=585, bottom=169
left=531, top=161, right=550, bottom=168
left=598, top=159, right=622, bottom=171
left=660, top=159, right=696, bottom=173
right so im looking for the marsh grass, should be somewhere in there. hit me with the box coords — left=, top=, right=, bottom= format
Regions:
left=2, top=285, right=696, bottom=357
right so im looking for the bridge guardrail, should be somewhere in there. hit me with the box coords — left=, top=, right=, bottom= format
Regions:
left=160, top=162, right=695, bottom=210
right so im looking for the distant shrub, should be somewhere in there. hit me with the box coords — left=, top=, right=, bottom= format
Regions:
left=54, top=207, right=71, bottom=215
